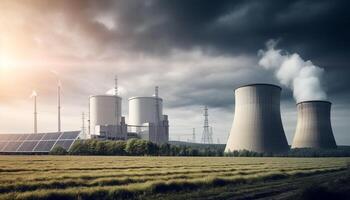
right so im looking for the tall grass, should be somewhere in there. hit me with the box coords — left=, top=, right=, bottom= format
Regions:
left=0, top=156, right=349, bottom=200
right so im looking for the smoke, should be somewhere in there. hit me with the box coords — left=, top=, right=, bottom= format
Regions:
left=30, top=90, right=37, bottom=98
left=258, top=40, right=327, bottom=102
left=106, top=86, right=127, bottom=96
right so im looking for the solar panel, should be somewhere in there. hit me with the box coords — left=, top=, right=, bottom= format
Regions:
left=18, top=134, right=30, bottom=141
left=0, top=131, right=80, bottom=153
left=26, top=133, right=45, bottom=141
left=54, top=140, right=75, bottom=150
left=2, top=141, right=23, bottom=152
left=0, top=134, right=10, bottom=141
left=42, top=132, right=62, bottom=140
left=0, top=141, right=9, bottom=151
left=34, top=141, right=56, bottom=152
left=17, top=141, right=39, bottom=152
left=0, top=134, right=19, bottom=141
left=59, top=132, right=79, bottom=139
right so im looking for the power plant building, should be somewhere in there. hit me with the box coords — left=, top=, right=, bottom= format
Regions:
left=88, top=85, right=168, bottom=144
left=225, top=84, right=289, bottom=154
left=292, top=101, right=337, bottom=149
left=128, top=96, right=169, bottom=144
left=89, top=95, right=127, bottom=140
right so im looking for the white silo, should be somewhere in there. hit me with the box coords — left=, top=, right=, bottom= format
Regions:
left=292, top=101, right=337, bottom=149
left=89, top=95, right=122, bottom=135
left=128, top=87, right=169, bottom=144
left=128, top=96, right=163, bottom=126
left=225, top=84, right=289, bottom=153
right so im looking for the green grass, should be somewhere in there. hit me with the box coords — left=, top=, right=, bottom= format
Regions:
left=0, top=156, right=349, bottom=200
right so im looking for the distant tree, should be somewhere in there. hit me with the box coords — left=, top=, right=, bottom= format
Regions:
left=125, top=139, right=147, bottom=155
left=50, top=146, right=67, bottom=155
left=189, top=148, right=199, bottom=156
left=96, top=141, right=108, bottom=155
left=105, top=140, right=126, bottom=155
left=159, top=143, right=171, bottom=156
left=69, top=140, right=90, bottom=155
left=146, top=141, right=159, bottom=156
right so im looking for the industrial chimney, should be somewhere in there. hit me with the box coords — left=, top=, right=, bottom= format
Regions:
left=225, top=84, right=289, bottom=153
left=292, top=101, right=337, bottom=149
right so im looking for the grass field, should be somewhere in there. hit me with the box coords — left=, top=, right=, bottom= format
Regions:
left=0, top=156, right=349, bottom=200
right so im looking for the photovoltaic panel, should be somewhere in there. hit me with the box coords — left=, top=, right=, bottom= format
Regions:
left=17, top=141, right=39, bottom=152
left=0, top=134, right=19, bottom=141
left=34, top=141, right=56, bottom=152
left=26, top=133, right=45, bottom=141
left=18, top=134, right=29, bottom=141
left=42, top=132, right=62, bottom=140
left=0, top=141, right=9, bottom=151
left=60, top=132, right=79, bottom=140
left=0, top=134, right=10, bottom=141
left=2, top=141, right=23, bottom=152
left=54, top=140, right=74, bottom=150
left=0, top=131, right=80, bottom=153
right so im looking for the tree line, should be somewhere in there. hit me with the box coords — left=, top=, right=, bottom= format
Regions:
left=50, top=139, right=224, bottom=156
left=50, top=139, right=350, bottom=157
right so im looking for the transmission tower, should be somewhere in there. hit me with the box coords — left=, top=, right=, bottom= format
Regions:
left=201, top=106, right=213, bottom=144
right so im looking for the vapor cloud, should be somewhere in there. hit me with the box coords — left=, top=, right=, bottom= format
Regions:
left=258, top=40, right=327, bottom=102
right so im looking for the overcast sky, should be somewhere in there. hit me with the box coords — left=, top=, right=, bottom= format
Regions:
left=0, top=0, right=349, bottom=144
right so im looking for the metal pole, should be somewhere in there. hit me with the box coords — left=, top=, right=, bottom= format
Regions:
left=34, top=95, right=37, bottom=134
left=58, top=81, right=61, bottom=133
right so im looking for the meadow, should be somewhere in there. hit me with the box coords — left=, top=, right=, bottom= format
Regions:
left=0, top=156, right=349, bottom=200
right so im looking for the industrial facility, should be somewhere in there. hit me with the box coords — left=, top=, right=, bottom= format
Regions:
left=225, top=84, right=290, bottom=154
left=89, top=94, right=127, bottom=140
left=88, top=79, right=169, bottom=144
left=128, top=93, right=169, bottom=144
left=292, top=101, right=337, bottom=149
left=0, top=74, right=340, bottom=154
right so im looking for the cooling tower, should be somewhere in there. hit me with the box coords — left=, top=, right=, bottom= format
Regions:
left=292, top=101, right=337, bottom=149
left=225, top=84, right=289, bottom=153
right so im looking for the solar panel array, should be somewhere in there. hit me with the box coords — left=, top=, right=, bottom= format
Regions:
left=0, top=131, right=80, bottom=153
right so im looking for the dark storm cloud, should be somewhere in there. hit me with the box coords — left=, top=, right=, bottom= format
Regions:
left=3, top=0, right=349, bottom=106
left=51, top=0, right=349, bottom=99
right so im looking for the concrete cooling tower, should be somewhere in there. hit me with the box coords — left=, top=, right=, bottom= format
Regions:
left=292, top=101, right=337, bottom=149
left=225, top=84, right=289, bottom=153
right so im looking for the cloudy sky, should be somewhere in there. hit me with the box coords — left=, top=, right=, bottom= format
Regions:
left=0, top=0, right=349, bottom=144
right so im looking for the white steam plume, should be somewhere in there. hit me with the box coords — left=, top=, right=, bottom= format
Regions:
left=258, top=40, right=327, bottom=102
left=30, top=90, right=37, bottom=98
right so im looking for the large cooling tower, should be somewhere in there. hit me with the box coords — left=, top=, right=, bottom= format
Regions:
left=225, top=84, right=289, bottom=153
left=292, top=101, right=337, bottom=149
